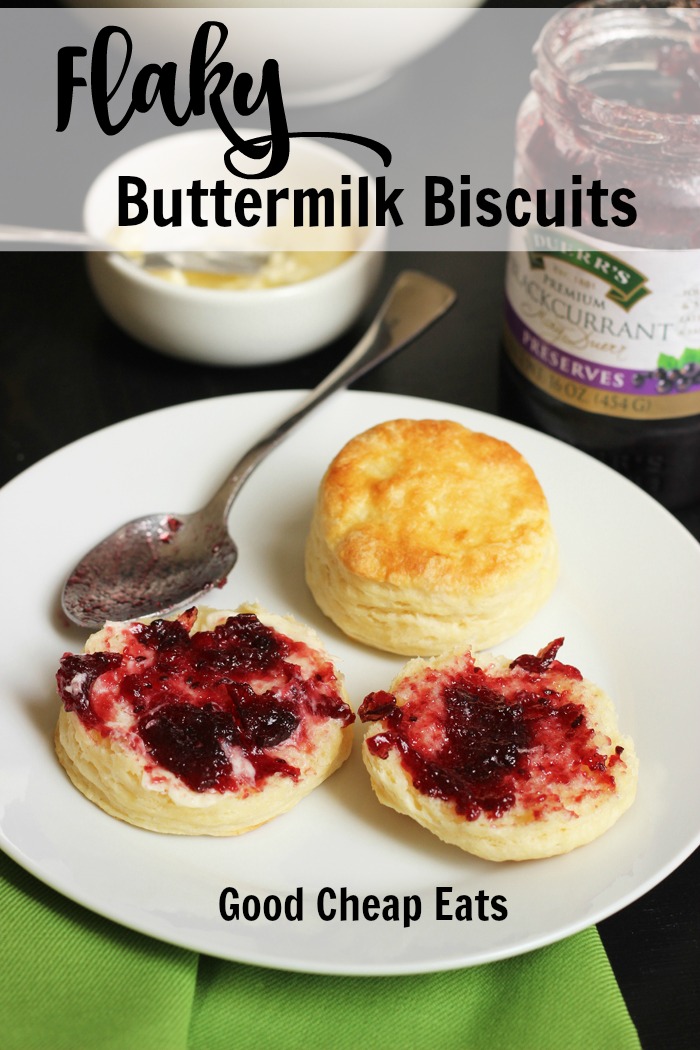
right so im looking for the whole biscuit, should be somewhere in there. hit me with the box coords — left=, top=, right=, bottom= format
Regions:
left=306, top=418, right=558, bottom=655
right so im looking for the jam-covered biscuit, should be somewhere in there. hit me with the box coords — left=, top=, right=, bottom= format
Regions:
left=55, top=605, right=354, bottom=835
left=305, top=419, right=558, bottom=656
left=359, top=639, right=638, bottom=861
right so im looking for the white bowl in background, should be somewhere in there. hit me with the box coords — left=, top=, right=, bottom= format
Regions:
left=83, top=129, right=386, bottom=366
left=65, top=4, right=478, bottom=106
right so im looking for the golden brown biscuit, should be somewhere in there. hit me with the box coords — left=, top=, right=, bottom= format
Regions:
left=55, top=605, right=354, bottom=835
left=305, top=418, right=558, bottom=655
left=359, top=639, right=638, bottom=861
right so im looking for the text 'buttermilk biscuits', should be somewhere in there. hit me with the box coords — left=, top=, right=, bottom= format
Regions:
left=359, top=639, right=638, bottom=862
left=305, top=418, right=558, bottom=656
left=55, top=605, right=354, bottom=836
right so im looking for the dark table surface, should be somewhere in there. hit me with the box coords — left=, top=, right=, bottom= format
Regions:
left=1, top=249, right=698, bottom=1050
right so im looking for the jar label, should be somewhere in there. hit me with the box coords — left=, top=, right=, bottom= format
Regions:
left=504, top=230, right=700, bottom=420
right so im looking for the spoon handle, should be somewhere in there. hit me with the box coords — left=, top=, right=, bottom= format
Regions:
left=208, top=270, right=457, bottom=519
left=0, top=224, right=94, bottom=248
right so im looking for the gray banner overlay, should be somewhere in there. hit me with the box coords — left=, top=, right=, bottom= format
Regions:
left=0, top=7, right=695, bottom=251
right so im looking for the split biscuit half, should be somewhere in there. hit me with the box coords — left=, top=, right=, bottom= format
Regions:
left=55, top=605, right=354, bottom=835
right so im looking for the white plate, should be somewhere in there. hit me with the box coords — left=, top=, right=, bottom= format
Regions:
left=1, top=390, right=699, bottom=975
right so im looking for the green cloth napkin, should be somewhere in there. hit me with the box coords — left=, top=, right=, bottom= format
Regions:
left=0, top=851, right=640, bottom=1050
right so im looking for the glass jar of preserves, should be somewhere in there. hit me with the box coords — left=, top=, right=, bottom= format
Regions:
left=501, top=1, right=700, bottom=509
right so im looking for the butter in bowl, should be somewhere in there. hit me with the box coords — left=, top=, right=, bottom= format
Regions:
left=83, top=129, right=386, bottom=366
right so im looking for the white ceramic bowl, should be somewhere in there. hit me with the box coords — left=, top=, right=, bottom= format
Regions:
left=83, top=130, right=386, bottom=366
left=67, top=4, right=479, bottom=106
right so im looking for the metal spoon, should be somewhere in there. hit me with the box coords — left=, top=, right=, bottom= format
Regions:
left=0, top=224, right=269, bottom=275
left=61, top=270, right=457, bottom=629
left=134, top=249, right=270, bottom=276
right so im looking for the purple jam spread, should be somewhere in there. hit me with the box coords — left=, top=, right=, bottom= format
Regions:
left=359, top=639, right=623, bottom=821
left=57, top=609, right=354, bottom=793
